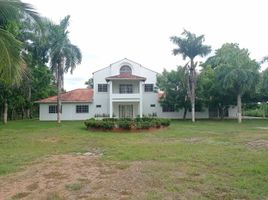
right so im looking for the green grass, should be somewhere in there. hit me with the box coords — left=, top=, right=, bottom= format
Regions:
left=0, top=119, right=268, bottom=199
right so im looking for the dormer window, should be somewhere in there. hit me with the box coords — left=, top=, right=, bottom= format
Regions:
left=120, top=65, right=132, bottom=75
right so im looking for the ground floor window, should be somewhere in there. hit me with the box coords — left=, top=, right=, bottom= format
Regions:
left=49, top=105, right=62, bottom=113
left=162, top=105, right=175, bottom=112
left=76, top=105, right=89, bottom=113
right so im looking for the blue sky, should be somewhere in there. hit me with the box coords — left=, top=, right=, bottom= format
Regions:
left=24, top=0, right=268, bottom=91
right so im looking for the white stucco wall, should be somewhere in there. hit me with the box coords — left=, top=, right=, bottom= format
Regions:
left=39, top=103, right=94, bottom=121
left=228, top=106, right=238, bottom=118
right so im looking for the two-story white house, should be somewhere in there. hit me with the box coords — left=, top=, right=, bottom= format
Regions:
left=36, top=58, right=213, bottom=121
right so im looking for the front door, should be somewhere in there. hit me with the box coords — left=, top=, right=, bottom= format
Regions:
left=119, top=105, right=133, bottom=118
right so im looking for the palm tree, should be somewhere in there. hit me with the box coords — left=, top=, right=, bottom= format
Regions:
left=0, top=0, right=40, bottom=84
left=170, top=30, right=211, bottom=122
left=49, top=15, right=82, bottom=123
left=0, top=0, right=40, bottom=124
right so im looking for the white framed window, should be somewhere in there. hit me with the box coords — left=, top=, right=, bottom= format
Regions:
left=76, top=105, right=89, bottom=113
left=98, top=84, right=108, bottom=92
left=49, top=105, right=62, bottom=113
left=119, top=84, right=133, bottom=93
left=145, top=84, right=154, bottom=92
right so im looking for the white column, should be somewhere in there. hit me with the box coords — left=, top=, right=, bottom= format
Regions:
left=139, top=81, right=143, bottom=118
left=109, top=81, right=113, bottom=118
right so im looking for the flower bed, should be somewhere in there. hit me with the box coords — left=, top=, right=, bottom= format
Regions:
left=84, top=117, right=170, bottom=131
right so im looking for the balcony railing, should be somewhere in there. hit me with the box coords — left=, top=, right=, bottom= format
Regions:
left=111, top=93, right=141, bottom=101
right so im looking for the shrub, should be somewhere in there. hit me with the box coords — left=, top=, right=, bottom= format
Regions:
left=103, top=118, right=118, bottom=122
left=151, top=119, right=161, bottom=128
left=85, top=119, right=113, bottom=130
left=140, top=121, right=151, bottom=129
left=118, top=120, right=132, bottom=129
left=85, top=117, right=171, bottom=131
left=159, top=118, right=171, bottom=127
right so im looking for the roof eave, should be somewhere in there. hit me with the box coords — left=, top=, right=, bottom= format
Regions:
left=35, top=101, right=93, bottom=104
left=105, top=77, right=146, bottom=81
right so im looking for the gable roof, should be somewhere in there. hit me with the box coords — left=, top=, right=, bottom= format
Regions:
left=105, top=73, right=146, bottom=81
left=35, top=88, right=93, bottom=103
left=92, top=58, right=159, bottom=74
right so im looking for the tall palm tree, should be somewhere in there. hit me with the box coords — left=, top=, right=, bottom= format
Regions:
left=170, top=30, right=211, bottom=122
left=49, top=15, right=82, bottom=123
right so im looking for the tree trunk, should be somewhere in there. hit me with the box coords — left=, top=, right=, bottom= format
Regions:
left=183, top=106, right=187, bottom=120
left=3, top=99, right=8, bottom=124
left=237, top=94, right=242, bottom=123
left=189, top=59, right=196, bottom=122
left=262, top=101, right=266, bottom=118
left=26, top=85, right=31, bottom=119
left=57, top=65, right=62, bottom=124
left=220, top=106, right=224, bottom=120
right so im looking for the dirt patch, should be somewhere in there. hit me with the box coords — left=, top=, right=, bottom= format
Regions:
left=247, top=139, right=268, bottom=149
left=182, top=137, right=205, bottom=143
left=0, top=154, right=182, bottom=200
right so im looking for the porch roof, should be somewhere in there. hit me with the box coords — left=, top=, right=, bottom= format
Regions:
left=105, top=74, right=146, bottom=81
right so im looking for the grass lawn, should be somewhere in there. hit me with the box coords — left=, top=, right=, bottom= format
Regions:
left=0, top=119, right=268, bottom=199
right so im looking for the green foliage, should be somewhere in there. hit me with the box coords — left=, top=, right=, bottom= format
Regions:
left=118, top=120, right=132, bottom=130
left=139, top=121, right=151, bottom=129
left=85, top=78, right=93, bottom=88
left=259, top=68, right=268, bottom=101
left=84, top=119, right=114, bottom=130
left=157, top=66, right=190, bottom=115
left=212, top=43, right=259, bottom=96
left=84, top=118, right=171, bottom=130
left=244, top=104, right=268, bottom=117
left=170, top=30, right=211, bottom=60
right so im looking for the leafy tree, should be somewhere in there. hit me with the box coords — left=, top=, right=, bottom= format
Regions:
left=170, top=30, right=211, bottom=122
left=157, top=66, right=190, bottom=119
left=208, top=43, right=259, bottom=123
left=85, top=78, right=93, bottom=88
left=198, top=65, right=236, bottom=119
left=48, top=15, right=82, bottom=123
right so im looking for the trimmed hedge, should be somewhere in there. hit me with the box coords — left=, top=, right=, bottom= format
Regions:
left=84, top=117, right=171, bottom=130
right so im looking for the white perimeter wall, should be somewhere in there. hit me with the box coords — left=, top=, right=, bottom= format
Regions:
left=39, top=103, right=94, bottom=121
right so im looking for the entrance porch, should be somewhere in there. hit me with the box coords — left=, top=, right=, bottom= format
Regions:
left=111, top=102, right=142, bottom=118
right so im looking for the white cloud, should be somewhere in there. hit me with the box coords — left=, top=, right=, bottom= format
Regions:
left=24, top=0, right=268, bottom=90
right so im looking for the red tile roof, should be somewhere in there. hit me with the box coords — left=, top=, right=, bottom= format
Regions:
left=35, top=88, right=93, bottom=103
left=105, top=73, right=146, bottom=81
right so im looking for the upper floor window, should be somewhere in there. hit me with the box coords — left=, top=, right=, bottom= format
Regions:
left=119, top=84, right=133, bottom=93
left=76, top=105, right=89, bottom=113
left=145, top=84, right=154, bottom=92
left=98, top=84, right=108, bottom=92
left=120, top=65, right=132, bottom=75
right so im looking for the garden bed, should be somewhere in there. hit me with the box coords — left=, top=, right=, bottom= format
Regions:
left=84, top=117, right=170, bottom=132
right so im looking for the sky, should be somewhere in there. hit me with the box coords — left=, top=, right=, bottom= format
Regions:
left=24, top=0, right=268, bottom=91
